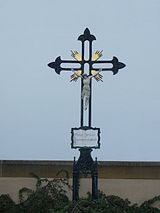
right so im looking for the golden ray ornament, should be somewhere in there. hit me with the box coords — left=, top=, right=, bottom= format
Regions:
left=70, top=50, right=103, bottom=82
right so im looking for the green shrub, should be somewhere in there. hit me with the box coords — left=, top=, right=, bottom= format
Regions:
left=0, top=175, right=160, bottom=213
left=0, top=194, right=15, bottom=212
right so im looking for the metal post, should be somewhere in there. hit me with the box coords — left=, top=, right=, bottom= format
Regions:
left=72, top=157, right=79, bottom=202
left=92, top=157, right=98, bottom=199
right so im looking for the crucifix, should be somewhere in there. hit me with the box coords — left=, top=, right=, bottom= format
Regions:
left=48, top=28, right=125, bottom=128
left=48, top=28, right=126, bottom=201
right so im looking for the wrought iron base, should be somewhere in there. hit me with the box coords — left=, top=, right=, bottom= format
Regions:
left=72, top=148, right=98, bottom=201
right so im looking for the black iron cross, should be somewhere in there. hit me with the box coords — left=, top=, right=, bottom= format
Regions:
left=48, top=28, right=125, bottom=127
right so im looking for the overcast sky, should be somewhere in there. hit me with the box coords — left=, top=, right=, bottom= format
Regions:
left=0, top=0, right=160, bottom=161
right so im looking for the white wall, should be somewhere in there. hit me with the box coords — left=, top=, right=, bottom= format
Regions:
left=1, top=177, right=160, bottom=204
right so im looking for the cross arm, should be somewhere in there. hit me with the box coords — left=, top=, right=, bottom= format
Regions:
left=92, top=56, right=126, bottom=75
left=48, top=56, right=81, bottom=75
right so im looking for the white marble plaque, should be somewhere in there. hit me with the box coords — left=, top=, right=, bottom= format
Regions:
left=72, top=128, right=99, bottom=148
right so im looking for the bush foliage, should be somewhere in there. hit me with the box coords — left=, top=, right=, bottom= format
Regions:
left=0, top=174, right=160, bottom=213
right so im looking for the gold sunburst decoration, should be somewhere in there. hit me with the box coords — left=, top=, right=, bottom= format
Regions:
left=70, top=50, right=103, bottom=82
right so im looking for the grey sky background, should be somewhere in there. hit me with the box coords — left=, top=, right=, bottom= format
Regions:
left=0, top=0, right=160, bottom=160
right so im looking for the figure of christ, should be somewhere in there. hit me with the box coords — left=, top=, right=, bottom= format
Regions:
left=71, top=69, right=102, bottom=111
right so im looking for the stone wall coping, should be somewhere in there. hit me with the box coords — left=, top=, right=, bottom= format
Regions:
left=1, top=160, right=160, bottom=167
left=1, top=160, right=160, bottom=179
